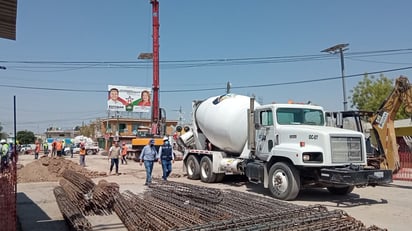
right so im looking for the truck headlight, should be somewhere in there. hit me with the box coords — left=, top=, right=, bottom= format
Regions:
left=302, top=152, right=323, bottom=163
left=303, top=154, right=310, bottom=161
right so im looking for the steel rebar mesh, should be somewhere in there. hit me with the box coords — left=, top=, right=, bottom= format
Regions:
left=53, top=172, right=388, bottom=231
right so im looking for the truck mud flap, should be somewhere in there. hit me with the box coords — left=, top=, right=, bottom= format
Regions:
left=320, top=168, right=392, bottom=186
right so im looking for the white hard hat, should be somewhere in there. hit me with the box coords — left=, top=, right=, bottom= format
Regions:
left=0, top=139, right=6, bottom=143
left=163, top=136, right=169, bottom=141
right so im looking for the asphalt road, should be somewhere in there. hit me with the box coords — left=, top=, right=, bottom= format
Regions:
left=16, top=153, right=412, bottom=231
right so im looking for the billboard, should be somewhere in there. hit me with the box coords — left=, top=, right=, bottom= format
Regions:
left=107, top=85, right=152, bottom=112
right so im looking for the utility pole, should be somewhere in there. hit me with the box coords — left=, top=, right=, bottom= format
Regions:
left=321, top=43, right=349, bottom=111
left=173, top=106, right=185, bottom=125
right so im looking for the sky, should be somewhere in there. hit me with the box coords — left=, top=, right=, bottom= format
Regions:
left=1, top=0, right=412, bottom=134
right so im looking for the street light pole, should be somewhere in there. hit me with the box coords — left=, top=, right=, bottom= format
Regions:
left=321, top=43, right=349, bottom=111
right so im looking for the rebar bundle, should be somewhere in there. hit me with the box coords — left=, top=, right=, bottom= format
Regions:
left=53, top=186, right=92, bottom=231
left=59, top=170, right=120, bottom=216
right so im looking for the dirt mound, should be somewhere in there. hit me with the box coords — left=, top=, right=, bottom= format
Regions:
left=18, top=156, right=105, bottom=183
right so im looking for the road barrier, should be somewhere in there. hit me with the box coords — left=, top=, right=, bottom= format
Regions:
left=0, top=151, right=18, bottom=231
left=393, top=151, right=412, bottom=181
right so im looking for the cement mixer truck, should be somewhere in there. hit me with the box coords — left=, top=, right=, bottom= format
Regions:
left=180, top=93, right=393, bottom=200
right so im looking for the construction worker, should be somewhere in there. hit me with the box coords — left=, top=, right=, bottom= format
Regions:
left=121, top=142, right=128, bottom=165
left=43, top=142, right=49, bottom=156
left=34, top=141, right=40, bottom=159
left=139, top=138, right=158, bottom=185
left=79, top=143, right=86, bottom=167
left=108, top=141, right=121, bottom=175
left=56, top=140, right=63, bottom=157
left=51, top=139, right=57, bottom=157
left=158, top=136, right=174, bottom=181
left=1, top=139, right=9, bottom=171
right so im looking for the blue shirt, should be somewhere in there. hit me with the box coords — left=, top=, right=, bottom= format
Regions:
left=139, top=144, right=157, bottom=161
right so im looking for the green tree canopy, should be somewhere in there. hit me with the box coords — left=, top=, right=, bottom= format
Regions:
left=349, top=74, right=409, bottom=119
left=16, top=130, right=35, bottom=144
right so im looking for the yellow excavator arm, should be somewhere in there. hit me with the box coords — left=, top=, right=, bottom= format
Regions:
left=370, top=76, right=412, bottom=173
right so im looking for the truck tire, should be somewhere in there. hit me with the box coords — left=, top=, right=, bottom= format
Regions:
left=200, top=156, right=217, bottom=183
left=86, top=149, right=94, bottom=155
left=186, top=155, right=200, bottom=180
left=326, top=185, right=355, bottom=195
left=268, top=162, right=300, bottom=201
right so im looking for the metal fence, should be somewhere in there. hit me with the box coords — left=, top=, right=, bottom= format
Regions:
left=0, top=151, right=18, bottom=231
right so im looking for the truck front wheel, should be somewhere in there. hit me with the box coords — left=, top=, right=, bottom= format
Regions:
left=200, top=156, right=217, bottom=183
left=268, top=162, right=300, bottom=201
left=326, top=185, right=355, bottom=195
left=186, top=155, right=200, bottom=180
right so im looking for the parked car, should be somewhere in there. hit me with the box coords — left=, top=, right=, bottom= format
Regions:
left=20, top=144, right=33, bottom=154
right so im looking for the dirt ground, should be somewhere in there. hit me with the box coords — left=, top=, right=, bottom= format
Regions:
left=16, top=152, right=412, bottom=231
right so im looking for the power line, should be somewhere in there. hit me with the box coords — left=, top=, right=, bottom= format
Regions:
left=1, top=48, right=412, bottom=71
left=1, top=66, right=412, bottom=93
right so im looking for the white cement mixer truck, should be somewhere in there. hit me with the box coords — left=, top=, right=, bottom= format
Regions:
left=180, top=93, right=392, bottom=200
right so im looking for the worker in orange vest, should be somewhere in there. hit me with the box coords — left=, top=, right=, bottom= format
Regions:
left=121, top=142, right=128, bottom=165
left=34, top=141, right=40, bottom=160
left=51, top=140, right=57, bottom=157
left=79, top=143, right=86, bottom=167
left=56, top=140, right=63, bottom=157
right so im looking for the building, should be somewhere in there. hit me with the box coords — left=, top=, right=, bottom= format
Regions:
left=45, top=129, right=80, bottom=140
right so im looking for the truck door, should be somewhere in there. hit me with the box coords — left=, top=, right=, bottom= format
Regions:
left=255, top=109, right=275, bottom=158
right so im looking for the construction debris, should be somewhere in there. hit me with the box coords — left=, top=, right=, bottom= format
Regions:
left=17, top=156, right=104, bottom=183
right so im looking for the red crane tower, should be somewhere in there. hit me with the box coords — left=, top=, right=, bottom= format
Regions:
left=151, top=0, right=160, bottom=134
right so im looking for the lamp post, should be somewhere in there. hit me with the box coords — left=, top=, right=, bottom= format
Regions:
left=321, top=43, right=349, bottom=111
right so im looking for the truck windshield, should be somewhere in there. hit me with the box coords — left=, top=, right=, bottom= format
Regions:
left=277, top=108, right=324, bottom=125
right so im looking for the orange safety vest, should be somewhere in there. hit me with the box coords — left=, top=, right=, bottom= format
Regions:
left=56, top=142, right=63, bottom=151
left=35, top=143, right=41, bottom=153
left=122, top=145, right=128, bottom=156
left=79, top=147, right=86, bottom=155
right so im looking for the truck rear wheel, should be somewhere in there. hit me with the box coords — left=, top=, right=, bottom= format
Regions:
left=86, top=149, right=94, bottom=155
left=200, top=156, right=217, bottom=183
left=186, top=155, right=200, bottom=180
left=326, top=185, right=355, bottom=195
left=268, top=162, right=300, bottom=201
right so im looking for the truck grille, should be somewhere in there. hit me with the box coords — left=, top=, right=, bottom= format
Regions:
left=330, top=136, right=363, bottom=163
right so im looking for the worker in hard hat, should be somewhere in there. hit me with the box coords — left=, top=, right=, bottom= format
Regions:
left=158, top=136, right=175, bottom=181
left=1, top=139, right=9, bottom=171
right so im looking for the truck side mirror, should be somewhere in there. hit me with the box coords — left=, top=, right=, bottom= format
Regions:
left=254, top=123, right=261, bottom=129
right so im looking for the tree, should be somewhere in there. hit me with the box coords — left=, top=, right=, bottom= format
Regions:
left=79, top=123, right=96, bottom=138
left=16, top=130, right=35, bottom=144
left=350, top=74, right=409, bottom=119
